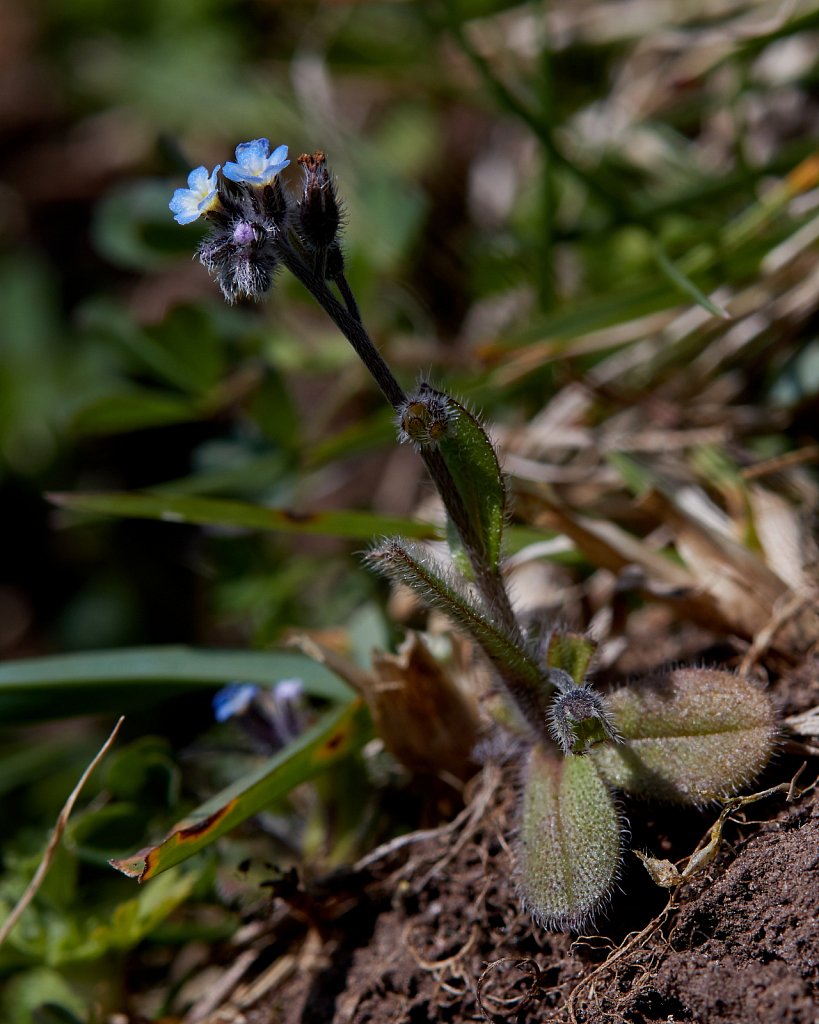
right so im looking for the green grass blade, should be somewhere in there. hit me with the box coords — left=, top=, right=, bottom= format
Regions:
left=0, top=646, right=354, bottom=722
left=70, top=392, right=205, bottom=435
left=110, top=699, right=371, bottom=881
left=652, top=243, right=730, bottom=319
left=48, top=491, right=440, bottom=542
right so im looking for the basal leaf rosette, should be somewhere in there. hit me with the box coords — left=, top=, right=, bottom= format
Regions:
left=518, top=746, right=622, bottom=930
left=590, top=668, right=777, bottom=804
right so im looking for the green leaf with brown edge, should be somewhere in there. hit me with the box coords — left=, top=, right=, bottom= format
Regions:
left=48, top=491, right=440, bottom=542
left=111, top=699, right=371, bottom=882
left=590, top=668, right=777, bottom=804
left=518, top=745, right=622, bottom=931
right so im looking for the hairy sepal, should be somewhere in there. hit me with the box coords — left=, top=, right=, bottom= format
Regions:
left=590, top=668, right=777, bottom=804
left=518, top=745, right=622, bottom=931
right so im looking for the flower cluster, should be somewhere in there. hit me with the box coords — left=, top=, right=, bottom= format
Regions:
left=213, top=678, right=306, bottom=750
left=169, top=139, right=343, bottom=304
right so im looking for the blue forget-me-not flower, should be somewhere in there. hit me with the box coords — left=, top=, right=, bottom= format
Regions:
left=223, top=139, right=290, bottom=187
left=170, top=140, right=345, bottom=303
left=213, top=682, right=259, bottom=723
left=169, top=164, right=221, bottom=224
left=212, top=679, right=306, bottom=750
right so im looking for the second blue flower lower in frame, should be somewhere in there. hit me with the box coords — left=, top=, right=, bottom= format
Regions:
left=223, top=139, right=290, bottom=187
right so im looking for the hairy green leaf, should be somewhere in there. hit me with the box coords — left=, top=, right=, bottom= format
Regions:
left=436, top=395, right=506, bottom=574
left=518, top=746, right=622, bottom=930
left=400, top=384, right=506, bottom=574
left=366, top=539, right=549, bottom=734
left=591, top=668, right=777, bottom=804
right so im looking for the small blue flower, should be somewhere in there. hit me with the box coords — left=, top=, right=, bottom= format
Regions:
left=169, top=164, right=221, bottom=225
left=223, top=139, right=290, bottom=187
left=213, top=682, right=259, bottom=722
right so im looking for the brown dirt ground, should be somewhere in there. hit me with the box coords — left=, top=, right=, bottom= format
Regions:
left=206, top=653, right=819, bottom=1024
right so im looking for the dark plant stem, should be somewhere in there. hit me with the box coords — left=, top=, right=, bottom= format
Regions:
left=314, top=248, right=327, bottom=285
left=334, top=272, right=362, bottom=322
left=280, top=243, right=407, bottom=409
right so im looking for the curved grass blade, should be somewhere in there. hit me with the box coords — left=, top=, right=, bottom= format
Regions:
left=652, top=242, right=730, bottom=319
left=48, top=491, right=440, bottom=542
left=111, top=699, right=371, bottom=882
left=0, top=646, right=354, bottom=723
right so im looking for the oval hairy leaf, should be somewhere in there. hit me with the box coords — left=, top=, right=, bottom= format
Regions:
left=518, top=746, right=622, bottom=931
left=591, top=668, right=776, bottom=804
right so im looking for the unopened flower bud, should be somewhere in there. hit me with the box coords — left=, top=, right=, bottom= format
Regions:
left=397, top=382, right=451, bottom=449
left=548, top=671, right=620, bottom=756
left=297, top=151, right=342, bottom=259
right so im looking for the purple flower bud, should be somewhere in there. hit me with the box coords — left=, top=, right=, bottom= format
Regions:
left=197, top=218, right=279, bottom=303
left=233, top=221, right=255, bottom=246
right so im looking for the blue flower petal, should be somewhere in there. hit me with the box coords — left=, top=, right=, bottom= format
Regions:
left=237, top=138, right=270, bottom=165
left=267, top=144, right=289, bottom=167
left=213, top=682, right=259, bottom=722
left=169, top=164, right=221, bottom=224
left=223, top=140, right=290, bottom=186
left=169, top=188, right=201, bottom=225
